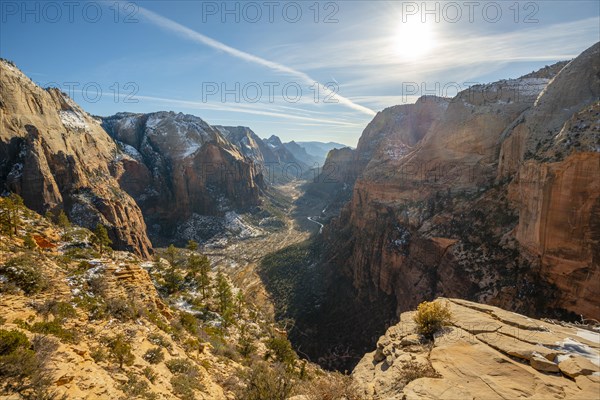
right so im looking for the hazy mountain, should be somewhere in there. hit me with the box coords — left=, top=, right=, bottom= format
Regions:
left=295, top=141, right=351, bottom=164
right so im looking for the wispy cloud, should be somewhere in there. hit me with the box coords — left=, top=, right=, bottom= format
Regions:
left=126, top=94, right=365, bottom=128
left=137, top=7, right=376, bottom=117
left=275, top=17, right=599, bottom=95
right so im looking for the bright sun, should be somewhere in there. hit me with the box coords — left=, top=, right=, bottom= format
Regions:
left=395, top=20, right=436, bottom=61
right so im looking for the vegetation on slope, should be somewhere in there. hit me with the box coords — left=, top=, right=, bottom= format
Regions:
left=0, top=194, right=363, bottom=399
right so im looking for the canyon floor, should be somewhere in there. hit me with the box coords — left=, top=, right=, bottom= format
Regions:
left=198, top=180, right=321, bottom=319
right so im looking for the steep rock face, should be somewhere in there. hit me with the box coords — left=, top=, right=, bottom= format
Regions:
left=215, top=127, right=308, bottom=183
left=102, top=113, right=263, bottom=242
left=300, top=47, right=599, bottom=371
left=0, top=60, right=152, bottom=257
left=355, top=96, right=450, bottom=181
left=499, top=44, right=600, bottom=318
left=319, top=147, right=355, bottom=185
left=215, top=126, right=273, bottom=165
left=499, top=43, right=599, bottom=178
left=353, top=298, right=600, bottom=399
left=323, top=74, right=547, bottom=313
left=507, top=104, right=600, bottom=318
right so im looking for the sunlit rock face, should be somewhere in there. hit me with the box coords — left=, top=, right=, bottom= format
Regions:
left=0, top=60, right=152, bottom=257
left=319, top=42, right=600, bottom=345
left=102, top=113, right=264, bottom=243
left=502, top=43, right=600, bottom=318
left=353, top=298, right=600, bottom=400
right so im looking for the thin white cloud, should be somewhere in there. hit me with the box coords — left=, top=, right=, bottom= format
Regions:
left=137, top=7, right=376, bottom=117
left=287, top=16, right=598, bottom=107
left=131, top=94, right=365, bottom=127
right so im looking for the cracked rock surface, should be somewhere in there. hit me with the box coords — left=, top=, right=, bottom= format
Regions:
left=353, top=298, right=600, bottom=399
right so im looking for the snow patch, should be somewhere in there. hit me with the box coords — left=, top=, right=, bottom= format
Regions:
left=577, top=329, right=600, bottom=344
left=224, top=211, right=263, bottom=239
left=119, top=142, right=143, bottom=161
left=554, top=338, right=600, bottom=366
left=59, top=110, right=88, bottom=131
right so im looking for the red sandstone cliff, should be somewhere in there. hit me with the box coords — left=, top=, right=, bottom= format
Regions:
left=321, top=43, right=599, bottom=321
left=0, top=60, right=152, bottom=257
left=102, top=112, right=264, bottom=243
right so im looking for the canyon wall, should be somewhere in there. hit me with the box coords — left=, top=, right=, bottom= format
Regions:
left=311, top=44, right=599, bottom=368
left=102, top=113, right=264, bottom=243
left=0, top=60, right=152, bottom=257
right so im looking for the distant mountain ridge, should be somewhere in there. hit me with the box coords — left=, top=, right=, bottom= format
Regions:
left=216, top=127, right=349, bottom=181
left=295, top=141, right=351, bottom=164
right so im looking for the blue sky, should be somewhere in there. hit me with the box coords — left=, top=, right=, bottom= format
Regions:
left=1, top=1, right=598, bottom=146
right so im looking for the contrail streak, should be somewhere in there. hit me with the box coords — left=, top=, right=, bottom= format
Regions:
left=137, top=7, right=377, bottom=117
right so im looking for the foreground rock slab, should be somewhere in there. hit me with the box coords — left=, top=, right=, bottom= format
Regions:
left=353, top=298, right=600, bottom=399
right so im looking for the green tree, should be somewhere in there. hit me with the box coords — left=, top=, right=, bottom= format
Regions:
left=238, top=323, right=256, bottom=358
left=92, top=224, right=112, bottom=255
left=8, top=193, right=24, bottom=237
left=186, top=239, right=198, bottom=252
left=163, top=267, right=184, bottom=295
left=107, top=334, right=134, bottom=369
left=266, top=336, right=296, bottom=369
left=0, top=198, right=10, bottom=237
left=165, top=244, right=178, bottom=266
left=0, top=194, right=24, bottom=237
left=23, top=233, right=37, bottom=251
left=235, top=291, right=245, bottom=319
left=215, top=272, right=234, bottom=325
left=186, top=253, right=211, bottom=299
left=44, top=210, right=53, bottom=221
left=56, top=210, right=70, bottom=231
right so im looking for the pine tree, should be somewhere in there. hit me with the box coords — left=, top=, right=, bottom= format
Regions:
left=92, top=224, right=112, bottom=255
left=186, top=239, right=199, bottom=252
left=0, top=197, right=13, bottom=237
left=3, top=193, right=24, bottom=237
left=215, top=271, right=234, bottom=325
left=23, top=233, right=37, bottom=250
left=44, top=210, right=53, bottom=221
left=235, top=291, right=245, bottom=318
left=56, top=210, right=70, bottom=231
left=163, top=267, right=183, bottom=295
left=108, top=334, right=135, bottom=369
left=165, top=244, right=178, bottom=266
left=186, top=253, right=211, bottom=299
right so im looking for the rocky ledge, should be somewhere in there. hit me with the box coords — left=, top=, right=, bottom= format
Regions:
left=353, top=298, right=600, bottom=399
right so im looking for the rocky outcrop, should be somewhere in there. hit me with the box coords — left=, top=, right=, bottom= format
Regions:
left=353, top=298, right=600, bottom=399
left=102, top=113, right=264, bottom=243
left=498, top=43, right=599, bottom=178
left=0, top=60, right=152, bottom=257
left=321, top=72, right=551, bottom=315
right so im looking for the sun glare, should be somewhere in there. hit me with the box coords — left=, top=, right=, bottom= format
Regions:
left=395, top=20, right=437, bottom=61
